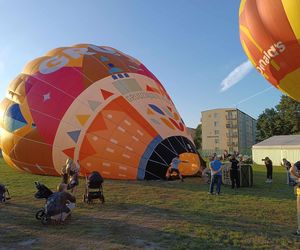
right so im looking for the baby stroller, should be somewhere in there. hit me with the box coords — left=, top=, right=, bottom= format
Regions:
left=83, top=171, right=105, bottom=204
left=34, top=181, right=53, bottom=224
left=0, top=184, right=11, bottom=203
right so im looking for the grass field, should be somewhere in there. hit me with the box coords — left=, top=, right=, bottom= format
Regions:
left=0, top=159, right=299, bottom=250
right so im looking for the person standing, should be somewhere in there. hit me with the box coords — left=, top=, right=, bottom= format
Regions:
left=209, top=156, right=223, bottom=195
left=230, top=155, right=240, bottom=189
left=289, top=161, right=300, bottom=236
left=263, top=157, right=273, bottom=183
left=282, top=158, right=292, bottom=185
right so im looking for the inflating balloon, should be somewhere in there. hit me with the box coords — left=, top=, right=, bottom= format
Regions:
left=0, top=44, right=200, bottom=179
left=239, top=0, right=300, bottom=101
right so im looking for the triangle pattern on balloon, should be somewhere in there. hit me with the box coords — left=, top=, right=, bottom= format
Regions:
left=62, top=147, right=75, bottom=158
left=88, top=100, right=101, bottom=111
left=101, top=89, right=114, bottom=100
left=67, top=130, right=81, bottom=143
left=76, top=114, right=90, bottom=126
left=87, top=113, right=107, bottom=132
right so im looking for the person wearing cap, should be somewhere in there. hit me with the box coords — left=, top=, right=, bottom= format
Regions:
left=282, top=158, right=292, bottom=185
left=262, top=157, right=273, bottom=183
left=165, top=156, right=188, bottom=182
left=289, top=161, right=300, bottom=236
left=209, top=156, right=223, bottom=195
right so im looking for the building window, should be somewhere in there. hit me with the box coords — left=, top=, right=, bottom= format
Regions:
left=214, top=121, right=219, bottom=127
left=214, top=113, right=219, bottom=118
left=215, top=130, right=219, bottom=135
left=215, top=139, right=219, bottom=144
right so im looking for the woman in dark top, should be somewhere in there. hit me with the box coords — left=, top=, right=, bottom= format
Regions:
left=230, top=155, right=240, bottom=189
left=263, top=157, right=273, bottom=183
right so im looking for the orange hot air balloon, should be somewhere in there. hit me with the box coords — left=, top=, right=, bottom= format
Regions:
left=0, top=44, right=201, bottom=180
left=239, top=0, right=300, bottom=101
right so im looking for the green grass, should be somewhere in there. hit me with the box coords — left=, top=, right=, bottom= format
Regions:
left=0, top=159, right=299, bottom=249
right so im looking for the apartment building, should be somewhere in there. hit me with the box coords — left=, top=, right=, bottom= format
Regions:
left=201, top=108, right=257, bottom=154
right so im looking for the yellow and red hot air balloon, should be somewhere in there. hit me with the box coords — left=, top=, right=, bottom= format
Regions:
left=0, top=44, right=201, bottom=180
left=239, top=0, right=300, bottom=101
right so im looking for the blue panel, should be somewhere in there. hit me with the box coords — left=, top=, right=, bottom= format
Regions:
left=149, top=104, right=165, bottom=115
left=100, top=56, right=109, bottom=62
left=6, top=104, right=27, bottom=123
left=112, top=75, right=118, bottom=80
left=4, top=117, right=27, bottom=132
left=108, top=67, right=122, bottom=74
left=137, top=135, right=163, bottom=180
left=117, top=73, right=124, bottom=78
left=67, top=130, right=81, bottom=143
left=124, top=73, right=129, bottom=78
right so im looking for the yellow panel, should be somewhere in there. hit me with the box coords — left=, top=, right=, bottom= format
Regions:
left=279, top=68, right=300, bottom=101
left=239, top=0, right=247, bottom=16
left=240, top=25, right=263, bottom=52
left=282, top=0, right=300, bottom=42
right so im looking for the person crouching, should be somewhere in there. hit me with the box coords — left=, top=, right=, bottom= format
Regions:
left=48, top=183, right=76, bottom=222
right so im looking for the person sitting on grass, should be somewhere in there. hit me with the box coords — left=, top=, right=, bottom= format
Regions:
left=47, top=183, right=76, bottom=222
left=209, top=156, right=223, bottom=195
left=165, top=156, right=188, bottom=182
left=289, top=161, right=300, bottom=236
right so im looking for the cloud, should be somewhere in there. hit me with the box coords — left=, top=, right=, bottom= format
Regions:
left=220, top=60, right=254, bottom=92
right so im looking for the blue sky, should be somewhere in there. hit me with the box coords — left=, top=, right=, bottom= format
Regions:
left=0, top=0, right=282, bottom=128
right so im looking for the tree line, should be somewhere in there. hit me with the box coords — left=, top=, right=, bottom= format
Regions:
left=256, top=95, right=300, bottom=142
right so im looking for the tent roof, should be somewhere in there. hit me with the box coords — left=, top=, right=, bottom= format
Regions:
left=253, top=135, right=300, bottom=149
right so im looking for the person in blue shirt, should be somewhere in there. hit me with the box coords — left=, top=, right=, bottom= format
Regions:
left=165, top=156, right=188, bottom=182
left=209, top=156, right=223, bottom=195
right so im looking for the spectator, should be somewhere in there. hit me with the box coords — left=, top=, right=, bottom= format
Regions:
left=209, top=156, right=223, bottom=195
left=289, top=161, right=300, bottom=236
left=230, top=155, right=240, bottom=189
left=66, top=158, right=80, bottom=193
left=47, top=183, right=76, bottom=222
left=263, top=157, right=273, bottom=183
left=282, top=158, right=292, bottom=185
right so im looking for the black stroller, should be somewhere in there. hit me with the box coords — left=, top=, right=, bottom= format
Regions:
left=34, top=181, right=53, bottom=224
left=83, top=171, right=105, bottom=204
left=0, top=184, right=11, bottom=203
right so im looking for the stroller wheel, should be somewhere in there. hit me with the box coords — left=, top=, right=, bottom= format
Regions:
left=41, top=215, right=51, bottom=225
left=35, top=209, right=45, bottom=220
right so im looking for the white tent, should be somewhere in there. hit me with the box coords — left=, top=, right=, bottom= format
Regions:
left=252, top=135, right=300, bottom=166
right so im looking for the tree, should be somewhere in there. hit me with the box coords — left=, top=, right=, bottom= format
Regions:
left=194, top=124, right=202, bottom=149
left=276, top=95, right=300, bottom=134
left=256, top=96, right=300, bottom=141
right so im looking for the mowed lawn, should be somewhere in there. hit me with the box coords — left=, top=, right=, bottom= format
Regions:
left=0, top=159, right=299, bottom=250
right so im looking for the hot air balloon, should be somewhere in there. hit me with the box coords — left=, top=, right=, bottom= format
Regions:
left=239, top=0, right=300, bottom=101
left=0, top=44, right=201, bottom=180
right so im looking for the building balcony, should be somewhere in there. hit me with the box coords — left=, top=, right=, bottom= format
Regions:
left=226, top=115, right=237, bottom=120
left=226, top=124, right=238, bottom=129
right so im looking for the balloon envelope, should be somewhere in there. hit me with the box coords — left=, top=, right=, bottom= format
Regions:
left=239, top=0, right=300, bottom=101
left=0, top=44, right=200, bottom=180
